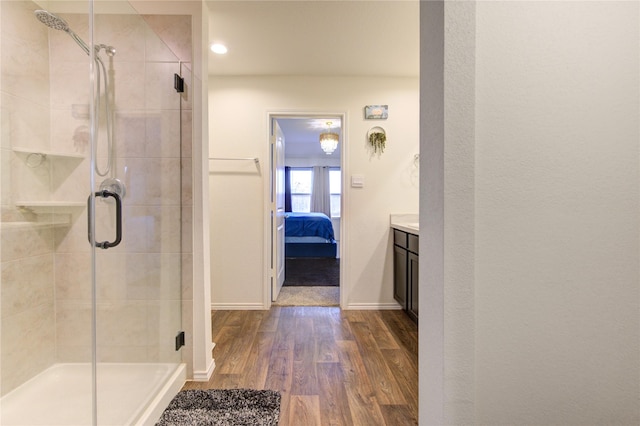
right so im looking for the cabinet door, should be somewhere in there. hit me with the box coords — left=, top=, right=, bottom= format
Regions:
left=393, top=245, right=408, bottom=309
left=408, top=251, right=419, bottom=323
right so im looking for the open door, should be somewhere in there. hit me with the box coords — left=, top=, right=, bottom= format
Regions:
left=271, top=119, right=286, bottom=301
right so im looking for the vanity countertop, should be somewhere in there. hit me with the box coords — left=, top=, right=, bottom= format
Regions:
left=390, top=214, right=419, bottom=235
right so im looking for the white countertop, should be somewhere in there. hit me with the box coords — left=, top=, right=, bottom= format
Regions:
left=390, top=213, right=419, bottom=235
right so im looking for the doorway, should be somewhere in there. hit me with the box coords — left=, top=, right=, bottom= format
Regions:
left=267, top=113, right=345, bottom=307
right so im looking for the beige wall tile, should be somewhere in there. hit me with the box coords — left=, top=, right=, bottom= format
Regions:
left=114, top=111, right=147, bottom=158
left=144, top=24, right=179, bottom=63
left=1, top=226, right=53, bottom=262
left=2, top=254, right=54, bottom=318
left=181, top=204, right=192, bottom=254
left=143, top=15, right=192, bottom=63
left=1, top=148, right=12, bottom=207
left=54, top=209, right=91, bottom=254
left=3, top=93, right=50, bottom=152
left=147, top=299, right=182, bottom=363
left=181, top=253, right=193, bottom=301
left=96, top=345, right=148, bottom=363
left=117, top=158, right=181, bottom=206
left=146, top=109, right=181, bottom=158
left=50, top=108, right=90, bottom=155
left=56, top=345, right=92, bottom=363
left=95, top=14, right=145, bottom=63
left=51, top=158, right=90, bottom=202
left=150, top=205, right=182, bottom=253
left=145, top=62, right=181, bottom=111
left=2, top=304, right=55, bottom=395
left=181, top=110, right=193, bottom=158
left=96, top=301, right=148, bottom=347
left=55, top=252, right=91, bottom=301
left=49, top=61, right=89, bottom=109
left=1, top=23, right=49, bottom=102
left=153, top=253, right=181, bottom=301
left=55, top=300, right=92, bottom=348
left=181, top=157, right=192, bottom=206
left=112, top=61, right=146, bottom=110
left=179, top=63, right=193, bottom=111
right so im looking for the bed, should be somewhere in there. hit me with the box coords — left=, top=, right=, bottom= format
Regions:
left=285, top=212, right=337, bottom=258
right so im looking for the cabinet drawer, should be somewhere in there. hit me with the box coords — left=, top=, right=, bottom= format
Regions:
left=408, top=233, right=419, bottom=254
left=393, top=229, right=408, bottom=248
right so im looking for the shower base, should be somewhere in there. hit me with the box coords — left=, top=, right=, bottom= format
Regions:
left=0, top=362, right=185, bottom=425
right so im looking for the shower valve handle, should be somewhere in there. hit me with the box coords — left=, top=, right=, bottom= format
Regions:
left=88, top=190, right=122, bottom=249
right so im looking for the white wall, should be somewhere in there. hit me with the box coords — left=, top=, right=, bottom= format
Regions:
left=209, top=76, right=419, bottom=309
left=475, top=2, right=639, bottom=423
left=421, top=1, right=639, bottom=424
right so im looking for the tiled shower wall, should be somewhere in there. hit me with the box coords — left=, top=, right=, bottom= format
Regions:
left=0, top=0, right=57, bottom=395
left=0, top=0, right=193, bottom=394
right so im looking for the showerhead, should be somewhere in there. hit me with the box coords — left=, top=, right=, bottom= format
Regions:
left=34, top=9, right=116, bottom=59
left=34, top=9, right=92, bottom=56
left=34, top=10, right=70, bottom=32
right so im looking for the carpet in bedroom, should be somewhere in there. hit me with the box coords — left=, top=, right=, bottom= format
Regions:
left=283, top=257, right=339, bottom=286
left=156, top=388, right=280, bottom=426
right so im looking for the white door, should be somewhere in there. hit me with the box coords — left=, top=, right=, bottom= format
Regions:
left=271, top=119, right=286, bottom=301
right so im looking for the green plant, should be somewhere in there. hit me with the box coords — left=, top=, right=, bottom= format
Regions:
left=369, top=131, right=386, bottom=154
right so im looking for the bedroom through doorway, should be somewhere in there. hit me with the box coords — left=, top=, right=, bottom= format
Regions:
left=268, top=114, right=344, bottom=307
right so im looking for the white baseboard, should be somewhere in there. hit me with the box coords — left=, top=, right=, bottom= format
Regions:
left=344, top=302, right=403, bottom=310
left=211, top=302, right=402, bottom=310
left=211, top=303, right=266, bottom=310
left=191, top=358, right=215, bottom=382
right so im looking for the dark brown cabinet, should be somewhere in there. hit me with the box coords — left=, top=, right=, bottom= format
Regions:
left=393, top=229, right=418, bottom=323
left=408, top=251, right=419, bottom=322
left=393, top=244, right=408, bottom=307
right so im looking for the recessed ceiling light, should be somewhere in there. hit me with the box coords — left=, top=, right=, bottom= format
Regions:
left=210, top=43, right=227, bottom=54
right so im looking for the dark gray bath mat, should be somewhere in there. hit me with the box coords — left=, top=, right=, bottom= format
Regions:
left=156, top=388, right=281, bottom=426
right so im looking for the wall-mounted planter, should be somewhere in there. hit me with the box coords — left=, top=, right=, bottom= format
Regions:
left=367, top=126, right=387, bottom=154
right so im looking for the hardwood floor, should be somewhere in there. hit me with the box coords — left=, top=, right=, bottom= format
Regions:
left=182, top=307, right=418, bottom=425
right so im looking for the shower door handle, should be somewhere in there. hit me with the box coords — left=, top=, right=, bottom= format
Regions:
left=88, top=190, right=122, bottom=249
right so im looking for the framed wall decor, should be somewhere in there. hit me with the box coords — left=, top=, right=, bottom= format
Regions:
left=364, top=105, right=388, bottom=120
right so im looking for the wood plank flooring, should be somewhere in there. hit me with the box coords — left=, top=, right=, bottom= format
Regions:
left=182, top=307, right=418, bottom=425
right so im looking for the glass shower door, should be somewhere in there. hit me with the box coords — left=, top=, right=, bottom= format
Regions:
left=1, top=1, right=96, bottom=424
left=91, top=2, right=185, bottom=424
left=0, top=0, right=187, bottom=424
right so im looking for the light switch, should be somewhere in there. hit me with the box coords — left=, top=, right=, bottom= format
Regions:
left=351, top=174, right=365, bottom=188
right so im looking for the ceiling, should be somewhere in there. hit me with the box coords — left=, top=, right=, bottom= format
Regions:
left=206, top=0, right=419, bottom=77
left=276, top=117, right=343, bottom=159
left=206, top=0, right=419, bottom=158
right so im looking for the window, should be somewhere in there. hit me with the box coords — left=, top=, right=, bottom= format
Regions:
left=289, top=167, right=341, bottom=217
left=329, top=168, right=341, bottom=217
left=290, top=168, right=312, bottom=212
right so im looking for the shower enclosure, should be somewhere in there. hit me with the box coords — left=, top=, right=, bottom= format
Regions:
left=0, top=0, right=191, bottom=424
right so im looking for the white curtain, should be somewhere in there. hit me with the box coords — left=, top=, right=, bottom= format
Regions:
left=310, top=166, right=331, bottom=217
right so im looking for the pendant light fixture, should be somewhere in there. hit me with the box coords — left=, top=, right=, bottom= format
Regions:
left=319, top=121, right=339, bottom=155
